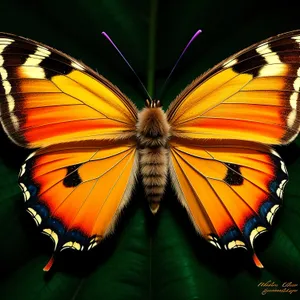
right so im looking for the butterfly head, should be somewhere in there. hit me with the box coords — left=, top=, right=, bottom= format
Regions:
left=145, top=99, right=162, bottom=108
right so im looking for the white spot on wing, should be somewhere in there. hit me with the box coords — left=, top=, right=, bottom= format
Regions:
left=24, top=190, right=30, bottom=201
left=2, top=80, right=11, bottom=94
left=24, top=46, right=51, bottom=66
left=27, top=207, right=36, bottom=215
left=0, top=64, right=7, bottom=80
left=223, top=58, right=238, bottom=68
left=266, top=212, right=272, bottom=224
left=27, top=208, right=42, bottom=225
left=260, top=52, right=281, bottom=64
left=20, top=66, right=46, bottom=79
left=276, top=178, right=287, bottom=199
left=42, top=228, right=58, bottom=250
left=71, top=61, right=85, bottom=71
left=26, top=151, right=36, bottom=161
left=62, top=241, right=83, bottom=251
left=292, top=35, right=300, bottom=43
left=293, top=77, right=300, bottom=92
left=287, top=67, right=300, bottom=128
left=73, top=242, right=81, bottom=250
left=35, top=46, right=51, bottom=56
left=266, top=204, right=280, bottom=225
left=280, top=179, right=287, bottom=189
left=271, top=149, right=280, bottom=157
left=0, top=39, right=20, bottom=137
left=276, top=187, right=283, bottom=199
left=258, top=64, right=287, bottom=77
left=0, top=39, right=14, bottom=94
left=21, top=46, right=51, bottom=79
left=208, top=235, right=221, bottom=249
left=256, top=43, right=270, bottom=55
left=35, top=214, right=42, bottom=225
left=5, top=94, right=19, bottom=131
left=19, top=164, right=26, bottom=177
left=19, top=182, right=26, bottom=192
left=62, top=241, right=72, bottom=249
left=0, top=40, right=13, bottom=92
left=88, top=241, right=98, bottom=250
left=227, top=240, right=247, bottom=250
left=0, top=38, right=14, bottom=45
left=18, top=182, right=31, bottom=202
left=7, top=94, right=15, bottom=112
left=271, top=204, right=280, bottom=214
left=290, top=92, right=298, bottom=109
left=209, top=240, right=221, bottom=249
left=256, top=42, right=287, bottom=77
left=249, top=226, right=267, bottom=247
left=280, top=160, right=288, bottom=174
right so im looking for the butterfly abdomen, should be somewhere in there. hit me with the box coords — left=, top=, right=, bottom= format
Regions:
left=136, top=103, right=170, bottom=213
left=139, top=147, right=168, bottom=213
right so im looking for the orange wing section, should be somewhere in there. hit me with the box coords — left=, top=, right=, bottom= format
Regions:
left=19, top=139, right=138, bottom=262
left=0, top=33, right=137, bottom=148
left=169, top=138, right=288, bottom=266
left=167, top=30, right=300, bottom=145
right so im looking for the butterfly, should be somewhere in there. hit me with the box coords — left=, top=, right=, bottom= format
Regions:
left=0, top=30, right=299, bottom=271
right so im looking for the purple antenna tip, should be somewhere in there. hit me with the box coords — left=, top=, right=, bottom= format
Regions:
left=102, top=32, right=113, bottom=44
left=184, top=29, right=202, bottom=52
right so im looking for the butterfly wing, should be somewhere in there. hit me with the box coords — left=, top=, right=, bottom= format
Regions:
left=0, top=33, right=139, bottom=270
left=19, top=139, right=138, bottom=270
left=167, top=30, right=300, bottom=144
left=167, top=31, right=300, bottom=266
left=169, top=139, right=287, bottom=267
left=0, top=33, right=137, bottom=148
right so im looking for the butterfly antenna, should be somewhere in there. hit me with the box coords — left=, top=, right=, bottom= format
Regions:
left=159, top=29, right=202, bottom=97
left=102, top=32, right=152, bottom=101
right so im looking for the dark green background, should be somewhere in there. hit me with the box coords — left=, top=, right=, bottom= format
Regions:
left=1, top=0, right=300, bottom=299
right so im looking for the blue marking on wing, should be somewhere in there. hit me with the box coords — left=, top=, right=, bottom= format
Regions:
left=66, top=230, right=90, bottom=245
left=269, top=180, right=277, bottom=194
left=243, top=217, right=261, bottom=238
left=27, top=184, right=37, bottom=197
left=32, top=203, right=49, bottom=219
left=47, top=218, right=66, bottom=236
left=221, top=228, right=242, bottom=246
left=259, top=201, right=273, bottom=220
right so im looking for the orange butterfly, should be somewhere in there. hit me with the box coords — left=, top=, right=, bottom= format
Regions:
left=0, top=31, right=299, bottom=271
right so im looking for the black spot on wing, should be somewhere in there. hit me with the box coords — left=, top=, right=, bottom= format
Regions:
left=63, top=164, right=83, bottom=187
left=0, top=41, right=33, bottom=96
left=1, top=41, right=37, bottom=65
left=40, top=52, right=74, bottom=78
left=268, top=38, right=300, bottom=63
left=231, top=50, right=263, bottom=78
left=224, top=163, right=243, bottom=186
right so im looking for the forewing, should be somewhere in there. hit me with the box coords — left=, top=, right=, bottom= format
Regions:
left=19, top=139, right=138, bottom=269
left=169, top=138, right=288, bottom=267
left=0, top=33, right=138, bottom=148
left=167, top=30, right=300, bottom=145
